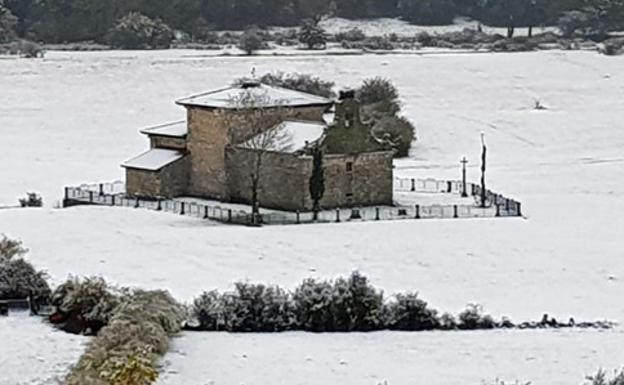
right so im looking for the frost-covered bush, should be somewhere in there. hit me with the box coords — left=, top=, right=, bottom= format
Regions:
left=65, top=289, right=184, bottom=385
left=384, top=293, right=439, bottom=331
left=373, top=115, right=416, bottom=158
left=293, top=271, right=384, bottom=332
left=292, top=278, right=336, bottom=332
left=107, top=12, right=173, bottom=49
left=192, top=290, right=227, bottom=330
left=19, top=192, right=43, bottom=207
left=0, top=235, right=50, bottom=301
left=224, top=282, right=295, bottom=332
left=335, top=28, right=366, bottom=42
left=50, top=276, right=120, bottom=334
left=586, top=369, right=624, bottom=385
left=238, top=28, right=264, bottom=55
left=438, top=312, right=458, bottom=330
left=357, top=77, right=401, bottom=118
left=458, top=304, right=496, bottom=330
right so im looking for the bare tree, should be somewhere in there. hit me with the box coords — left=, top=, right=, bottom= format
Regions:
left=225, top=84, right=293, bottom=225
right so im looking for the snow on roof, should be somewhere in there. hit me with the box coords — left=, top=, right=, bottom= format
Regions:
left=175, top=81, right=333, bottom=109
left=239, top=120, right=326, bottom=153
left=122, top=148, right=185, bottom=171
left=139, top=121, right=187, bottom=138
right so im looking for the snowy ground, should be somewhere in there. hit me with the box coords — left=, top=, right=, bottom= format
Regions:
left=0, top=314, right=87, bottom=385
left=1, top=50, right=624, bottom=382
left=157, top=329, right=624, bottom=385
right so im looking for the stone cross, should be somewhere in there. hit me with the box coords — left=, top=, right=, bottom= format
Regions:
left=460, top=157, right=469, bottom=197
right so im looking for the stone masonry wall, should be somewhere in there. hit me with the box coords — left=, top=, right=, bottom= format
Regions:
left=225, top=147, right=307, bottom=211
left=125, top=156, right=189, bottom=198
left=150, top=136, right=187, bottom=151
left=302, top=151, right=394, bottom=209
left=186, top=105, right=328, bottom=200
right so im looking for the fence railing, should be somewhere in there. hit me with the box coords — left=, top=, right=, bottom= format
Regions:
left=63, top=180, right=522, bottom=226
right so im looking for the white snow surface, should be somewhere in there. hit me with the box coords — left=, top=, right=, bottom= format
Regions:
left=122, top=148, right=185, bottom=171
left=140, top=120, right=187, bottom=138
left=1, top=50, right=624, bottom=383
left=0, top=315, right=87, bottom=385
left=157, top=329, right=624, bottom=385
left=318, top=17, right=556, bottom=37
left=240, top=120, right=326, bottom=152
left=175, top=82, right=332, bottom=109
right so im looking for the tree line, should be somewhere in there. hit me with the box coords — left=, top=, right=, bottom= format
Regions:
left=1, top=0, right=623, bottom=44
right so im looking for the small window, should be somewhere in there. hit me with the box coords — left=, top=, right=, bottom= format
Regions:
left=346, top=193, right=354, bottom=203
left=346, top=162, right=353, bottom=172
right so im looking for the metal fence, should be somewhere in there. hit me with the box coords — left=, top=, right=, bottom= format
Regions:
left=63, top=179, right=521, bottom=226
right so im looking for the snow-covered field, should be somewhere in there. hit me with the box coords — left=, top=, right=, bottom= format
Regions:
left=0, top=315, right=87, bottom=385
left=1, top=49, right=624, bottom=383
left=158, top=329, right=624, bottom=385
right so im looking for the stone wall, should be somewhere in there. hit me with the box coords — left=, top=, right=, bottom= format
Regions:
left=125, top=156, right=189, bottom=198
left=303, top=151, right=394, bottom=209
left=225, top=147, right=393, bottom=211
left=150, top=136, right=187, bottom=151
left=225, top=147, right=307, bottom=211
left=186, top=105, right=328, bottom=200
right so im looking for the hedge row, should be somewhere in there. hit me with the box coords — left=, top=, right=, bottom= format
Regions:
left=190, top=271, right=500, bottom=332
left=64, top=287, right=185, bottom=385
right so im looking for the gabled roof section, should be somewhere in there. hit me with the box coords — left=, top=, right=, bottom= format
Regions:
left=139, top=121, right=187, bottom=138
left=175, top=81, right=333, bottom=110
left=238, top=120, right=326, bottom=154
left=122, top=149, right=185, bottom=171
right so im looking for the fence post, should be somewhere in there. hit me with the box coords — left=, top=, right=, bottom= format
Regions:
left=228, top=209, right=232, bottom=222
left=415, top=204, right=420, bottom=219
left=111, top=195, right=116, bottom=206
left=157, top=199, right=162, bottom=211
left=64, top=187, right=69, bottom=201
left=375, top=207, right=380, bottom=221
left=203, top=205, right=209, bottom=219
left=89, top=191, right=93, bottom=203
left=496, top=204, right=500, bottom=217
left=410, top=178, right=416, bottom=192
left=471, top=184, right=476, bottom=196
left=447, top=181, right=452, bottom=193
left=516, top=202, right=522, bottom=217
left=296, top=210, right=300, bottom=224
left=505, top=198, right=510, bottom=212
left=99, top=183, right=104, bottom=196
left=180, top=202, right=185, bottom=215
left=335, top=209, right=340, bottom=223
left=454, top=205, right=458, bottom=218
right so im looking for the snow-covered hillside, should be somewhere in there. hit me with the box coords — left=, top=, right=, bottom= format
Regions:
left=1, top=50, right=623, bottom=383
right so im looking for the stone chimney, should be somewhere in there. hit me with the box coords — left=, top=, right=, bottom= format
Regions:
left=335, top=89, right=361, bottom=128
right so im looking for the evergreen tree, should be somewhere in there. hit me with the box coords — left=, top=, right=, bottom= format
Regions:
left=0, top=2, right=16, bottom=42
left=308, top=146, right=325, bottom=220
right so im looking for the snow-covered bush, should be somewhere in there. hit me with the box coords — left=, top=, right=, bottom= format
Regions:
left=19, top=192, right=43, bottom=207
left=65, top=289, right=184, bottom=385
left=292, top=278, right=336, bottom=332
left=238, top=28, right=264, bottom=55
left=224, top=282, right=295, bottom=332
left=373, top=115, right=416, bottom=158
left=192, top=290, right=227, bottom=330
left=458, top=303, right=496, bottom=330
left=586, top=369, right=624, bottom=385
left=50, top=276, right=120, bottom=334
left=0, top=235, right=50, bottom=301
left=293, top=271, right=384, bottom=332
left=107, top=12, right=173, bottom=49
left=334, top=28, right=366, bottom=42
left=383, top=293, right=439, bottom=331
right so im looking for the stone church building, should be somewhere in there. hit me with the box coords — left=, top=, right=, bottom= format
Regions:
left=122, top=80, right=394, bottom=211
